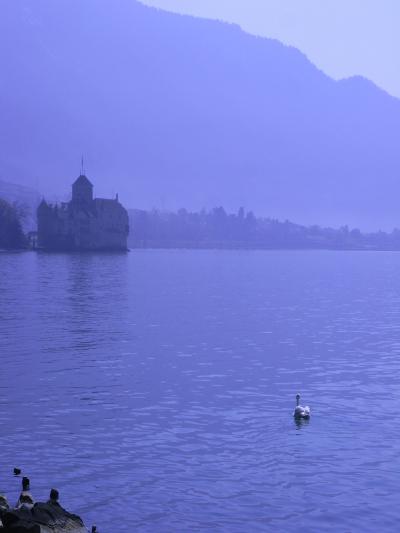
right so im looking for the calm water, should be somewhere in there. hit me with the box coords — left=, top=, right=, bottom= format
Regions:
left=1, top=250, right=400, bottom=532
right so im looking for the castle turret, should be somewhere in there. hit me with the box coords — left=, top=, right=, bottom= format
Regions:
left=72, top=175, right=93, bottom=205
left=37, top=198, right=49, bottom=213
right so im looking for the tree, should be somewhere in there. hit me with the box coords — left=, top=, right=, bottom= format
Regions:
left=0, top=198, right=27, bottom=249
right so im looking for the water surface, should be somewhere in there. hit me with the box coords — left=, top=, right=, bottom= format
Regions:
left=1, top=250, right=400, bottom=532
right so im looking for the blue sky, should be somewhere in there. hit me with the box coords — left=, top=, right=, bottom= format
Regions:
left=141, top=0, right=400, bottom=98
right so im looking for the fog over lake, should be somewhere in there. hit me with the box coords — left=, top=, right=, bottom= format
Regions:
left=1, top=250, right=400, bottom=532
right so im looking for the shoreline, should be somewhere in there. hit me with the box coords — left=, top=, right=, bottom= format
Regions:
left=3, top=246, right=400, bottom=254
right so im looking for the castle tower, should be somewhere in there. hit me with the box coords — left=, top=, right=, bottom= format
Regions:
left=72, top=175, right=93, bottom=205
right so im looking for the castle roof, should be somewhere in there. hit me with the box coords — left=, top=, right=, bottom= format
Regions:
left=73, top=174, right=93, bottom=187
left=94, top=198, right=117, bottom=204
left=94, top=198, right=125, bottom=212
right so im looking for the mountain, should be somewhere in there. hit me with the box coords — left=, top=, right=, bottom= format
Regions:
left=0, top=0, right=399, bottom=229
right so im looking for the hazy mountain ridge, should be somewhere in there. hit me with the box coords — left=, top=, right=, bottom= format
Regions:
left=1, top=0, right=399, bottom=229
left=0, top=180, right=39, bottom=203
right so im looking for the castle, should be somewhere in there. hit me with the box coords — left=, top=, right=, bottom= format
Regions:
left=37, top=175, right=129, bottom=251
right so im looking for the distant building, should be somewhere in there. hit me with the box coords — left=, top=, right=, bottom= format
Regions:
left=37, top=175, right=129, bottom=251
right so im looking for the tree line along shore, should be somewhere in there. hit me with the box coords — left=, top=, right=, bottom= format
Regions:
left=128, top=207, right=400, bottom=251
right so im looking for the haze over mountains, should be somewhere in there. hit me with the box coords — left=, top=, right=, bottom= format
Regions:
left=1, top=0, right=399, bottom=229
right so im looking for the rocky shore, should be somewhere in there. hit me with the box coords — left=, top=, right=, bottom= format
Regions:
left=0, top=477, right=90, bottom=533
left=0, top=503, right=87, bottom=532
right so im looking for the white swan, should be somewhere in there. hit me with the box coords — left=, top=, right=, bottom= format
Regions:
left=293, top=394, right=310, bottom=419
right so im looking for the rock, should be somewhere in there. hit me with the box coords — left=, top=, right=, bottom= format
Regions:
left=0, top=496, right=9, bottom=511
left=1, top=502, right=87, bottom=532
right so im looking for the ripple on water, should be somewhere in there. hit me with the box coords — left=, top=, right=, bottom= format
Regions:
left=2, top=250, right=400, bottom=531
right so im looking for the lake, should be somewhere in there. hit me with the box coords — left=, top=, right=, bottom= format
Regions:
left=1, top=249, right=400, bottom=532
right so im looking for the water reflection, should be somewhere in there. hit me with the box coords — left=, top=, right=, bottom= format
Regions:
left=294, top=417, right=311, bottom=430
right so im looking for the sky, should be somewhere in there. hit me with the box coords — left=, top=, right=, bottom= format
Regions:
left=140, top=0, right=400, bottom=98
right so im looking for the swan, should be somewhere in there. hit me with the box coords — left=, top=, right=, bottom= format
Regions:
left=293, top=394, right=310, bottom=419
